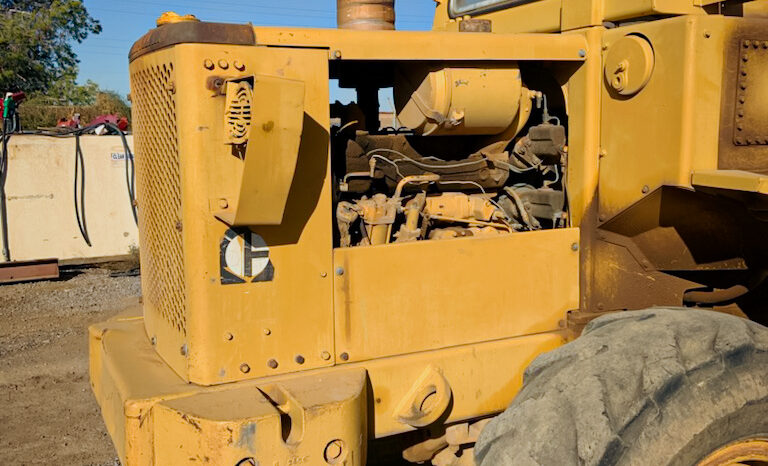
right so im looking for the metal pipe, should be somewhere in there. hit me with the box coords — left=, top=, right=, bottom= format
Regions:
left=337, top=0, right=395, bottom=30
left=683, top=285, right=749, bottom=305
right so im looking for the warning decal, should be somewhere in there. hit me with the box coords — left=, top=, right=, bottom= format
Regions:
left=220, top=228, right=274, bottom=284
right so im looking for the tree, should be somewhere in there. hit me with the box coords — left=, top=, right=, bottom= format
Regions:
left=0, top=1, right=101, bottom=97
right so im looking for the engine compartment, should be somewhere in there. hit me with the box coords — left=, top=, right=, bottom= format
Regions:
left=329, top=63, right=569, bottom=248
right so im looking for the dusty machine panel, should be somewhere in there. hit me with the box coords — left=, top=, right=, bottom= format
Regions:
left=719, top=19, right=768, bottom=174
left=129, top=43, right=335, bottom=385
left=333, top=229, right=579, bottom=362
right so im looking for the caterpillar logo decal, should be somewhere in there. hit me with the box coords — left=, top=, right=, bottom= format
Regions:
left=220, top=228, right=274, bottom=284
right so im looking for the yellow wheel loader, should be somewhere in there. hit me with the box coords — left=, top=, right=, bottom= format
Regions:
left=90, top=1, right=768, bottom=464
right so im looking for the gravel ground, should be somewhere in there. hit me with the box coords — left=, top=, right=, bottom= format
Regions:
left=0, top=267, right=141, bottom=465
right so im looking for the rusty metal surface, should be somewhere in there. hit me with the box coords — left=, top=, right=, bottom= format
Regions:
left=0, top=259, right=59, bottom=284
left=128, top=22, right=255, bottom=62
left=719, top=20, right=768, bottom=173
left=459, top=19, right=492, bottom=33
left=337, top=0, right=395, bottom=31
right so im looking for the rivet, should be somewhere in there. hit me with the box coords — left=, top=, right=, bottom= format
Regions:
left=741, top=83, right=748, bottom=90
left=740, top=96, right=747, bottom=104
left=599, top=149, right=607, bottom=158
left=340, top=352, right=349, bottom=361
left=233, top=60, right=245, bottom=71
left=180, top=344, right=188, bottom=356
left=744, top=40, right=751, bottom=48
left=295, top=355, right=305, bottom=364
left=735, top=137, right=744, bottom=145
left=704, top=31, right=711, bottom=39
left=570, top=242, right=579, bottom=252
left=263, top=328, right=271, bottom=336
left=218, top=59, right=229, bottom=69
left=642, top=185, right=650, bottom=194
left=335, top=267, right=345, bottom=276
left=738, top=110, right=745, bottom=117
left=320, top=271, right=328, bottom=278
left=602, top=44, right=608, bottom=51
left=240, top=363, right=251, bottom=373
left=333, top=50, right=342, bottom=59
left=763, top=41, right=768, bottom=49
left=598, top=215, right=606, bottom=222
left=225, top=332, right=234, bottom=341
left=203, top=59, right=215, bottom=70
left=743, top=54, right=749, bottom=62
left=218, top=198, right=229, bottom=209
left=754, top=41, right=760, bottom=48
left=578, top=48, right=587, bottom=57
left=321, top=351, right=331, bottom=361
left=267, top=359, right=278, bottom=369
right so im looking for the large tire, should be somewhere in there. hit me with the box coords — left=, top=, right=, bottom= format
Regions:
left=475, top=308, right=768, bottom=466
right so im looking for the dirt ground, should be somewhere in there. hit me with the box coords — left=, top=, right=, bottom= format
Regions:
left=0, top=266, right=141, bottom=465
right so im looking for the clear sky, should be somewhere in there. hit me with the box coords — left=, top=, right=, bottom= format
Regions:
left=73, top=0, right=436, bottom=105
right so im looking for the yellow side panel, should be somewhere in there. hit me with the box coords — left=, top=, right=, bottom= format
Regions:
left=175, top=45, right=335, bottom=385
left=599, top=16, right=729, bottom=218
left=333, top=228, right=579, bottom=362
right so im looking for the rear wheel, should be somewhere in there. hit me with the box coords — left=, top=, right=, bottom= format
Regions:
left=475, top=308, right=768, bottom=466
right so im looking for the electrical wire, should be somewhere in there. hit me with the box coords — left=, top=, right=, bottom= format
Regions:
left=73, top=133, right=91, bottom=247
left=29, top=123, right=138, bottom=246
left=368, top=147, right=542, bottom=174
left=0, top=121, right=11, bottom=260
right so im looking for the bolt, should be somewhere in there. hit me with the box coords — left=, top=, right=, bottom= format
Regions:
left=744, top=40, right=752, bottom=48
left=180, top=344, right=188, bottom=356
left=340, top=352, right=349, bottom=361
left=321, top=351, right=331, bottom=361
left=175, top=220, right=183, bottom=232
left=741, top=83, right=748, bottom=90
left=320, top=271, right=328, bottom=278
left=324, top=440, right=345, bottom=463
left=578, top=49, right=587, bottom=58
left=335, top=267, right=345, bottom=276
left=203, top=59, right=214, bottom=70
left=737, top=124, right=744, bottom=131
left=333, top=50, right=342, bottom=59
left=738, top=110, right=745, bottom=117
left=218, top=59, right=229, bottom=69
left=599, top=149, right=607, bottom=158
left=598, top=215, right=606, bottom=222
left=295, top=355, right=305, bottom=364
left=225, top=332, right=234, bottom=341
left=570, top=243, right=579, bottom=252
left=267, top=359, right=278, bottom=369
left=743, top=54, right=749, bottom=62
left=233, top=60, right=245, bottom=71
left=240, top=363, right=251, bottom=373
left=218, top=198, right=229, bottom=209
left=602, top=44, right=608, bottom=51
left=735, top=137, right=744, bottom=145
left=263, top=328, right=271, bottom=336
left=642, top=185, right=650, bottom=194
left=150, top=336, right=157, bottom=346
left=704, top=31, right=711, bottom=39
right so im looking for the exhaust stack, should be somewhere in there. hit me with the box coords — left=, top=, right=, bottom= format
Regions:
left=337, top=0, right=395, bottom=30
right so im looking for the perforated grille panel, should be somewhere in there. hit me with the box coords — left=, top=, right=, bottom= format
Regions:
left=131, top=62, right=186, bottom=336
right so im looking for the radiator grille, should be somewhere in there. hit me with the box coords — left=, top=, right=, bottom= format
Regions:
left=131, top=62, right=186, bottom=336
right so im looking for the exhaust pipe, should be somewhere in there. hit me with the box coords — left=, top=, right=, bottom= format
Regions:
left=337, top=0, right=395, bottom=30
